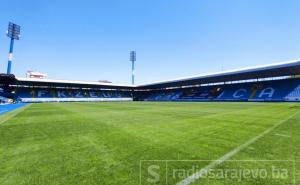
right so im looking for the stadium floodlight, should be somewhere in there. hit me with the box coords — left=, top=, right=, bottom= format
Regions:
left=6, top=22, right=21, bottom=74
left=130, top=51, right=136, bottom=85
left=130, top=51, right=136, bottom=62
left=7, top=22, right=21, bottom=40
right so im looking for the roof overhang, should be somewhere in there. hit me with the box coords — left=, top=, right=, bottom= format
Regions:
left=137, top=59, right=300, bottom=89
left=2, top=59, right=300, bottom=90
left=15, top=77, right=134, bottom=89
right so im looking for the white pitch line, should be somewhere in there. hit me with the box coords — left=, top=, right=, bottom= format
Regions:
left=275, top=133, right=291, bottom=138
left=177, top=111, right=299, bottom=185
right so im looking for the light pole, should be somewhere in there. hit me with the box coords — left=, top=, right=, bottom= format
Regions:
left=130, top=51, right=136, bottom=85
left=6, top=22, right=21, bottom=74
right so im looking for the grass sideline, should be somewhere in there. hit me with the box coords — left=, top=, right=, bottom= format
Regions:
left=0, top=102, right=299, bottom=185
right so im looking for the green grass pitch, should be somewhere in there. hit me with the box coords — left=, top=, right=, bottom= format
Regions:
left=0, top=102, right=299, bottom=185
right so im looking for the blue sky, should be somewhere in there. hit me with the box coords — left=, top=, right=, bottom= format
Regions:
left=0, top=0, right=300, bottom=84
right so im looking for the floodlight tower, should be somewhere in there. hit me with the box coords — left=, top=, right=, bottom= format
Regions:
left=130, top=51, right=136, bottom=85
left=6, top=22, right=21, bottom=74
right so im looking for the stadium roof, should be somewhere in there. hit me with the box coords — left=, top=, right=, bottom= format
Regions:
left=8, top=59, right=300, bottom=90
left=15, top=77, right=134, bottom=89
left=137, top=59, right=300, bottom=89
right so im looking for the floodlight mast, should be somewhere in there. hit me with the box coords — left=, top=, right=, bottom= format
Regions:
left=6, top=22, right=21, bottom=74
left=130, top=51, right=136, bottom=85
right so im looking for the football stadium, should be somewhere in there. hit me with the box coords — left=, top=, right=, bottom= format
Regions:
left=1, top=2, right=300, bottom=185
left=1, top=59, right=300, bottom=103
left=1, top=50, right=300, bottom=185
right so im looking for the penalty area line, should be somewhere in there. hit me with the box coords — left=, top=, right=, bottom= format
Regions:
left=177, top=111, right=299, bottom=185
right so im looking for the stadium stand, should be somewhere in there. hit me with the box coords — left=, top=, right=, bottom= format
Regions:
left=0, top=59, right=300, bottom=102
left=14, top=87, right=132, bottom=102
left=135, top=59, right=300, bottom=102
left=140, top=78, right=300, bottom=102
left=0, top=76, right=133, bottom=102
